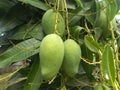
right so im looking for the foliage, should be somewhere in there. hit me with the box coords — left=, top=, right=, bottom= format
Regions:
left=0, top=0, right=120, bottom=90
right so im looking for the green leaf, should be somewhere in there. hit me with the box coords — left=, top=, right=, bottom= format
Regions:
left=0, top=16, right=21, bottom=34
left=24, top=56, right=42, bottom=90
left=18, top=0, right=50, bottom=11
left=0, top=3, right=33, bottom=34
left=94, top=28, right=103, bottom=40
left=0, top=0, right=14, bottom=11
left=84, top=35, right=100, bottom=53
left=9, top=23, right=44, bottom=40
left=66, top=0, right=76, bottom=9
left=0, top=38, right=40, bottom=68
left=68, top=7, right=83, bottom=26
left=74, top=0, right=84, bottom=8
left=106, top=0, right=118, bottom=21
left=101, top=45, right=116, bottom=85
left=81, top=44, right=94, bottom=81
left=71, top=26, right=84, bottom=40
left=9, top=24, right=31, bottom=40
left=28, top=24, right=44, bottom=40
left=0, top=0, right=14, bottom=19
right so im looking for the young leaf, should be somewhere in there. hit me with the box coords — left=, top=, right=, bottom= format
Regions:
left=84, top=35, right=100, bottom=53
left=101, top=45, right=116, bottom=85
left=0, top=38, right=40, bottom=68
left=18, top=0, right=49, bottom=11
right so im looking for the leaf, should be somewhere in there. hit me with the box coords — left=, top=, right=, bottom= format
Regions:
left=9, top=23, right=44, bottom=40
left=0, top=0, right=14, bottom=19
left=66, top=74, right=89, bottom=87
left=71, top=26, right=84, bottom=40
left=118, top=38, right=120, bottom=47
left=18, top=0, right=50, bottom=11
left=0, top=35, right=10, bottom=45
left=0, top=16, right=21, bottom=34
left=0, top=0, right=14, bottom=12
left=101, top=45, right=116, bottom=85
left=28, top=24, right=44, bottom=40
left=81, top=44, right=94, bottom=81
left=66, top=0, right=76, bottom=9
left=0, top=38, right=40, bottom=68
left=0, top=45, right=10, bottom=54
left=94, top=28, right=103, bottom=40
left=23, top=56, right=42, bottom=90
left=74, top=0, right=84, bottom=8
left=0, top=3, right=33, bottom=34
left=9, top=24, right=31, bottom=40
left=106, top=0, right=118, bottom=21
left=68, top=7, right=83, bottom=26
left=84, top=35, right=100, bottom=53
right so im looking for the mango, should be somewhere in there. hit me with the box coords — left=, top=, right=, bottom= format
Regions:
left=42, top=9, right=65, bottom=36
left=40, top=34, right=64, bottom=81
left=62, top=39, right=81, bottom=77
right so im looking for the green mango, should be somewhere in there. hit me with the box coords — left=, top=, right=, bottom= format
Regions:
left=40, top=34, right=64, bottom=81
left=62, top=39, right=81, bottom=77
left=42, top=9, right=65, bottom=36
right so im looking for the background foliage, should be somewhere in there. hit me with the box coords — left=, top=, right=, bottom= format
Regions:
left=0, top=0, right=120, bottom=90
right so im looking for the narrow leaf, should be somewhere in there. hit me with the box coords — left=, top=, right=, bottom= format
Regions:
left=84, top=35, right=100, bottom=53
left=24, top=57, right=42, bottom=90
left=0, top=38, right=40, bottom=68
left=9, top=23, right=44, bottom=40
left=19, top=0, right=49, bottom=11
left=81, top=44, right=94, bottom=81
left=0, top=0, right=14, bottom=11
left=71, top=26, right=84, bottom=40
left=101, top=45, right=116, bottom=85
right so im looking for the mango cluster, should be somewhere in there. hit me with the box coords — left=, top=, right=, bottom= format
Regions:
left=40, top=9, right=81, bottom=81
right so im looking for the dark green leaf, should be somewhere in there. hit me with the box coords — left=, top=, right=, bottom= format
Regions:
left=81, top=44, right=94, bottom=81
left=0, top=3, right=33, bottom=34
left=28, top=24, right=44, bottom=40
left=18, top=0, right=50, bottom=11
left=0, top=0, right=14, bottom=11
left=71, top=26, right=84, bottom=40
left=9, top=24, right=31, bottom=40
left=0, top=38, right=40, bottom=68
left=68, top=7, right=83, bottom=26
left=23, top=56, right=42, bottom=90
left=101, top=45, right=116, bottom=85
left=9, top=23, right=44, bottom=40
left=0, top=35, right=10, bottom=45
left=0, top=17, right=21, bottom=34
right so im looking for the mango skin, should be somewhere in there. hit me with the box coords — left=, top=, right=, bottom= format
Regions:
left=62, top=39, right=81, bottom=77
left=42, top=9, right=65, bottom=36
left=40, top=34, right=64, bottom=81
